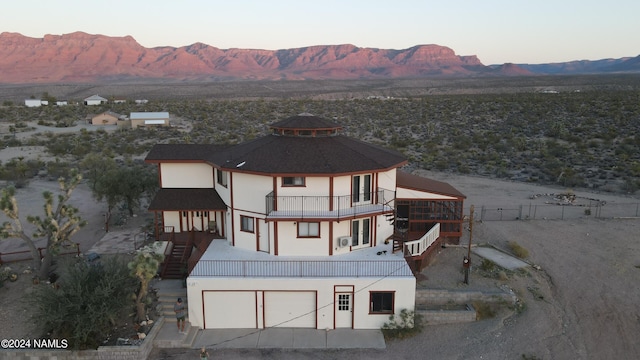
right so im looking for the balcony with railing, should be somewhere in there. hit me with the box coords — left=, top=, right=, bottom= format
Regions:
left=265, top=188, right=395, bottom=220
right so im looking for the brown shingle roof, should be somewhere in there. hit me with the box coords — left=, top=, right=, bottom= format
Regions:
left=145, top=144, right=229, bottom=162
left=206, top=135, right=407, bottom=174
left=145, top=137, right=407, bottom=174
left=396, top=171, right=466, bottom=199
left=148, top=188, right=227, bottom=211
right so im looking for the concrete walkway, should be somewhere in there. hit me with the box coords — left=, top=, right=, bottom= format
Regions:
left=194, top=328, right=385, bottom=349
left=155, top=323, right=386, bottom=349
left=472, top=246, right=529, bottom=270
left=86, top=227, right=148, bottom=255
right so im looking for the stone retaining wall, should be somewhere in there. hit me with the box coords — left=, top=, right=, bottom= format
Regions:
left=418, top=304, right=477, bottom=325
left=0, top=317, right=164, bottom=360
left=414, top=288, right=516, bottom=325
left=415, top=288, right=515, bottom=306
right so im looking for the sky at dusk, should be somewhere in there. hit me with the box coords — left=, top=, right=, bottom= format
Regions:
left=2, top=0, right=638, bottom=65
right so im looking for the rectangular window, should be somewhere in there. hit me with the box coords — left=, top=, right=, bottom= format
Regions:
left=240, top=215, right=254, bottom=233
left=298, top=222, right=320, bottom=237
left=217, top=169, right=228, bottom=187
left=352, top=174, right=372, bottom=203
left=370, top=291, right=394, bottom=314
left=283, top=176, right=305, bottom=186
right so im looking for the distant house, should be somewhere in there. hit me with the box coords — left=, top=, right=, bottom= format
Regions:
left=113, top=99, right=127, bottom=104
left=91, top=111, right=124, bottom=126
left=25, top=99, right=43, bottom=107
left=130, top=112, right=170, bottom=129
left=135, top=99, right=149, bottom=105
left=56, top=100, right=68, bottom=106
left=84, top=95, right=108, bottom=106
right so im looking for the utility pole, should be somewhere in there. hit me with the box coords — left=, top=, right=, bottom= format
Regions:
left=463, top=204, right=474, bottom=284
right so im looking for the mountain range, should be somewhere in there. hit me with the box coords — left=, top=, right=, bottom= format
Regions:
left=0, top=32, right=638, bottom=84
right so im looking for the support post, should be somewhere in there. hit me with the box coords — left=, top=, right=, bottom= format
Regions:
left=464, top=205, right=474, bottom=284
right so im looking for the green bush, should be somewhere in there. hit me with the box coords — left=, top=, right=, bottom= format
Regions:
left=381, top=309, right=423, bottom=340
left=28, top=257, right=137, bottom=349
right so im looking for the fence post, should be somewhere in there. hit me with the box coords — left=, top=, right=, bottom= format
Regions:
left=519, top=204, right=523, bottom=220
left=480, top=206, right=485, bottom=222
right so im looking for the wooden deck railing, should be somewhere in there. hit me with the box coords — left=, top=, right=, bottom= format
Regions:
left=403, top=223, right=440, bottom=257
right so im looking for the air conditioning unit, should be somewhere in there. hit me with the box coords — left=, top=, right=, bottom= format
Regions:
left=337, top=236, right=352, bottom=248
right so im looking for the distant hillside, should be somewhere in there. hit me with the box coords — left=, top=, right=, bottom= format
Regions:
left=0, top=32, right=637, bottom=84
left=515, top=57, right=640, bottom=75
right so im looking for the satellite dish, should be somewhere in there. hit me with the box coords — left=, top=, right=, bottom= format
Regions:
left=236, top=161, right=246, bottom=168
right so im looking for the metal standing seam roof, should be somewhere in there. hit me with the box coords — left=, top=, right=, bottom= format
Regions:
left=190, top=239, right=414, bottom=278
left=130, top=112, right=169, bottom=119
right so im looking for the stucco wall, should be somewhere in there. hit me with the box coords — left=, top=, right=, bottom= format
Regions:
left=186, top=275, right=415, bottom=330
left=161, top=163, right=213, bottom=188
left=396, top=187, right=457, bottom=200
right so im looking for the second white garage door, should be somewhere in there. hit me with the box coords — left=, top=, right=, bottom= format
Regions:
left=263, top=291, right=316, bottom=328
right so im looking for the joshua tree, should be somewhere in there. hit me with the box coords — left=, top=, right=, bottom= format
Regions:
left=0, top=170, right=87, bottom=280
left=129, top=244, right=164, bottom=322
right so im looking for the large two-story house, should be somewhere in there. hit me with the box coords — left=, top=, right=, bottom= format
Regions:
left=145, top=114, right=465, bottom=330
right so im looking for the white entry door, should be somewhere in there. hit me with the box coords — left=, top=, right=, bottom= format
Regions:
left=258, top=219, right=269, bottom=252
left=335, top=293, right=353, bottom=328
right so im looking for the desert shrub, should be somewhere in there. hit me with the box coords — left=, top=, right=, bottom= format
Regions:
left=508, top=241, right=529, bottom=259
left=497, top=270, right=509, bottom=281
left=472, top=301, right=497, bottom=320
left=480, top=258, right=496, bottom=272
left=381, top=309, right=423, bottom=340
left=28, top=257, right=137, bottom=349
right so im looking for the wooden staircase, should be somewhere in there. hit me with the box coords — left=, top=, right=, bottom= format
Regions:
left=161, top=230, right=194, bottom=279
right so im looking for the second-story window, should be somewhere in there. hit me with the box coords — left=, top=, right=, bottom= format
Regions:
left=297, top=222, right=320, bottom=237
left=283, top=176, right=305, bottom=187
left=217, top=169, right=228, bottom=187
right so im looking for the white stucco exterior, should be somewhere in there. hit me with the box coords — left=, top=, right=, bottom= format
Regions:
left=396, top=187, right=457, bottom=200
left=187, top=240, right=415, bottom=330
left=161, top=163, right=214, bottom=188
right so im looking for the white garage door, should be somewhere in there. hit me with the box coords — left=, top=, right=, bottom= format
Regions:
left=203, top=291, right=256, bottom=329
left=264, top=291, right=316, bottom=328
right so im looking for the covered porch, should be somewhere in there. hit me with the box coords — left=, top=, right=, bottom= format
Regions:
left=148, top=188, right=228, bottom=279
